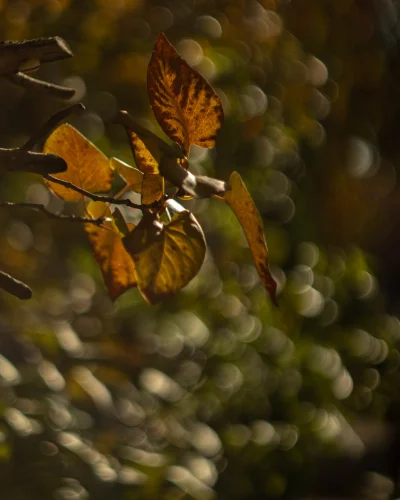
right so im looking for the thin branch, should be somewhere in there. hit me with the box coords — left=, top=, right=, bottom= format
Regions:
left=6, top=71, right=76, bottom=100
left=44, top=174, right=149, bottom=210
left=0, top=148, right=67, bottom=174
left=0, top=202, right=107, bottom=225
left=0, top=270, right=32, bottom=300
left=0, top=37, right=73, bottom=76
left=22, top=103, right=85, bottom=151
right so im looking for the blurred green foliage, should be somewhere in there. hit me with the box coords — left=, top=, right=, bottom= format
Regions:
left=1, top=0, right=400, bottom=498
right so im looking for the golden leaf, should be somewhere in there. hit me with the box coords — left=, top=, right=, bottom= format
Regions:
left=142, top=173, right=164, bottom=205
left=85, top=201, right=137, bottom=300
left=44, top=124, right=113, bottom=201
left=224, top=172, right=277, bottom=305
left=110, top=157, right=143, bottom=193
left=128, top=130, right=160, bottom=174
left=123, top=211, right=206, bottom=304
left=147, top=33, right=224, bottom=156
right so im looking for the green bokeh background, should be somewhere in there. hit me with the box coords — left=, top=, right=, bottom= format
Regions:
left=1, top=1, right=400, bottom=498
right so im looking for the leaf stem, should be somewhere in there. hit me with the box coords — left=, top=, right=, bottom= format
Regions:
left=0, top=201, right=106, bottom=225
left=44, top=174, right=153, bottom=211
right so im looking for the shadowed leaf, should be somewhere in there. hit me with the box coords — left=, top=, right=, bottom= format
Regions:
left=85, top=202, right=137, bottom=300
left=110, top=157, right=143, bottom=192
left=123, top=211, right=206, bottom=304
left=44, top=124, right=113, bottom=201
left=224, top=171, right=277, bottom=305
left=147, top=33, right=224, bottom=156
left=142, top=173, right=164, bottom=204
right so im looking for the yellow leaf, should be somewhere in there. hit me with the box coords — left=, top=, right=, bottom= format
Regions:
left=147, top=33, right=224, bottom=156
left=44, top=124, right=113, bottom=201
left=142, top=173, right=164, bottom=205
left=85, top=201, right=137, bottom=300
left=224, top=172, right=277, bottom=305
left=110, top=157, right=143, bottom=193
left=128, top=130, right=161, bottom=174
left=123, top=211, right=206, bottom=304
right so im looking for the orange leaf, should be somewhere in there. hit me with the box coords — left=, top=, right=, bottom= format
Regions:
left=147, top=33, right=224, bottom=156
left=85, top=202, right=137, bottom=300
left=123, top=211, right=206, bottom=304
left=44, top=124, right=113, bottom=201
left=224, top=172, right=277, bottom=305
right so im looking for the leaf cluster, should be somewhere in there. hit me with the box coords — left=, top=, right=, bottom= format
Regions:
left=0, top=33, right=277, bottom=305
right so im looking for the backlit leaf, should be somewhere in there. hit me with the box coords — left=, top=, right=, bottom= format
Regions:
left=123, top=211, right=206, bottom=304
left=128, top=130, right=160, bottom=174
left=142, top=173, right=164, bottom=205
left=117, top=110, right=183, bottom=161
left=110, top=157, right=142, bottom=192
left=147, top=33, right=224, bottom=156
left=224, top=172, right=277, bottom=305
left=44, top=124, right=113, bottom=201
left=85, top=201, right=137, bottom=300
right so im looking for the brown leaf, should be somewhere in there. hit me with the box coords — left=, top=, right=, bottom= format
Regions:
left=110, top=157, right=143, bottom=192
left=142, top=173, right=164, bottom=205
left=123, top=211, right=206, bottom=304
left=44, top=124, right=113, bottom=201
left=147, top=33, right=224, bottom=156
left=224, top=172, right=277, bottom=305
left=85, top=201, right=137, bottom=300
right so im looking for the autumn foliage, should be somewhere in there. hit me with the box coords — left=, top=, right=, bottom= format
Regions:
left=3, top=33, right=277, bottom=305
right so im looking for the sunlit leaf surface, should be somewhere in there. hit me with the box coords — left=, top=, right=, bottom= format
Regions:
left=85, top=202, right=137, bottom=300
left=224, top=171, right=277, bottom=305
left=128, top=130, right=160, bottom=174
left=110, top=157, right=143, bottom=193
left=147, top=33, right=224, bottom=156
left=123, top=211, right=206, bottom=304
left=44, top=124, right=113, bottom=201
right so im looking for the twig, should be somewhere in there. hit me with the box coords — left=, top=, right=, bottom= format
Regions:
left=0, top=37, right=73, bottom=76
left=6, top=72, right=76, bottom=100
left=0, top=270, right=32, bottom=300
left=22, top=103, right=85, bottom=151
left=0, top=148, right=67, bottom=174
left=116, top=110, right=184, bottom=159
left=44, top=174, right=149, bottom=210
left=0, top=202, right=106, bottom=225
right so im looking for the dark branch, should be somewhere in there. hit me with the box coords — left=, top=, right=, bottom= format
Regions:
left=0, top=270, right=32, bottom=300
left=0, top=37, right=73, bottom=76
left=116, top=110, right=184, bottom=159
left=45, top=174, right=147, bottom=210
left=6, top=72, right=76, bottom=100
left=22, top=103, right=85, bottom=151
left=0, top=148, right=67, bottom=175
left=0, top=202, right=106, bottom=225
